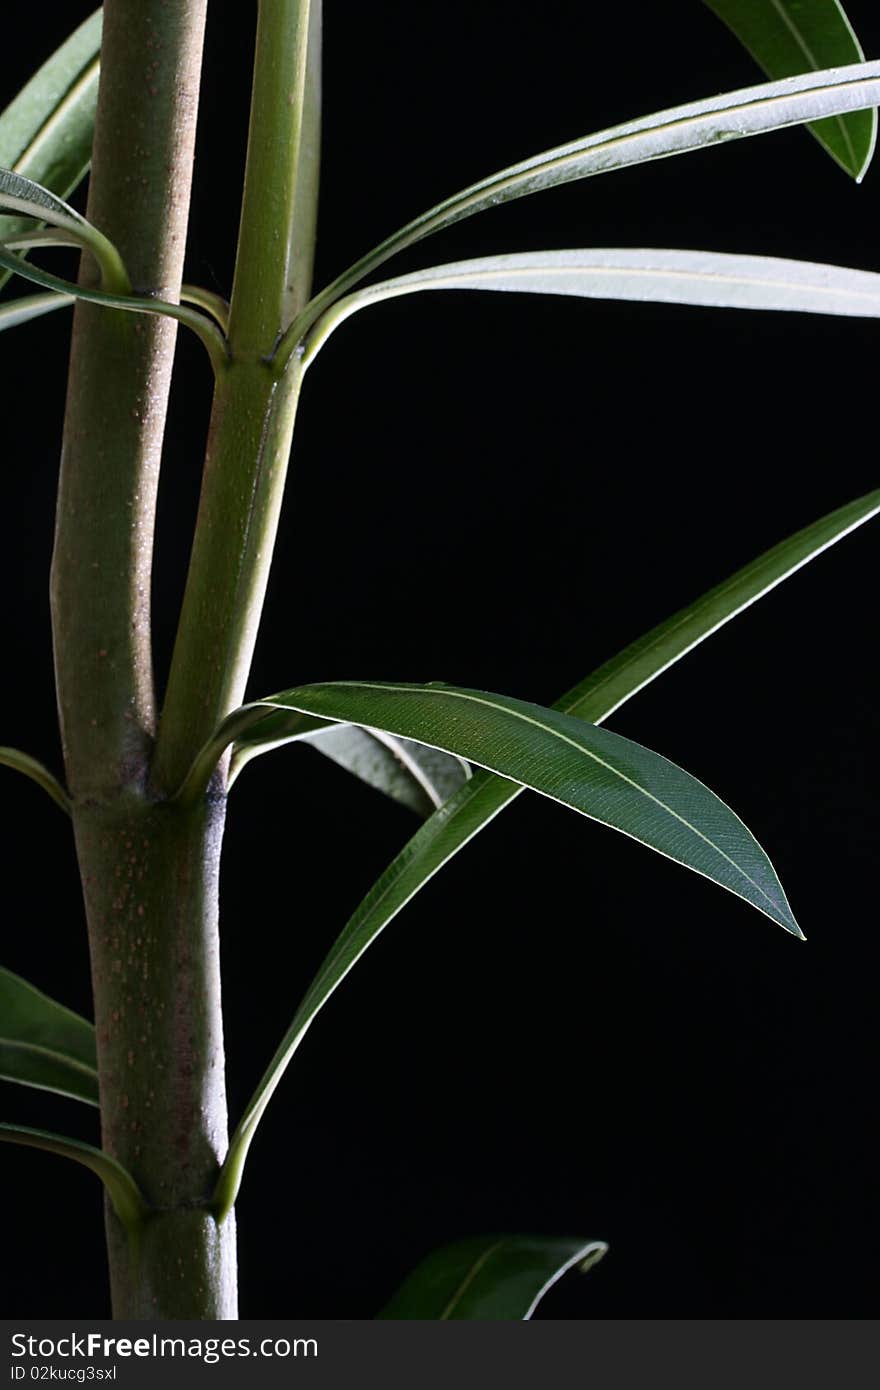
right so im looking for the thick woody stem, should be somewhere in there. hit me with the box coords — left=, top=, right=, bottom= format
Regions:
left=50, top=2, right=237, bottom=1318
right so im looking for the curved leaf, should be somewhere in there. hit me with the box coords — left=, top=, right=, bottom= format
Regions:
left=231, top=715, right=470, bottom=817
left=212, top=487, right=879, bottom=1217
left=212, top=677, right=801, bottom=1216
left=0, top=167, right=93, bottom=241
left=178, top=283, right=231, bottom=334
left=302, top=248, right=880, bottom=365
left=0, top=9, right=102, bottom=288
left=703, top=0, right=875, bottom=177
left=304, top=726, right=470, bottom=815
left=0, top=1123, right=146, bottom=1234
left=1, top=227, right=84, bottom=253
left=0, top=966, right=97, bottom=1107
left=0, top=290, right=72, bottom=333
left=226, top=706, right=345, bottom=783
left=378, top=1235, right=607, bottom=1320
left=0, top=745, right=70, bottom=813
left=0, top=167, right=127, bottom=292
left=0, top=277, right=231, bottom=338
left=0, top=246, right=228, bottom=373
left=255, top=680, right=803, bottom=933
left=283, top=60, right=880, bottom=351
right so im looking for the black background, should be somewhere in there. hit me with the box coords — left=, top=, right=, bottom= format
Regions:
left=1, top=2, right=878, bottom=1319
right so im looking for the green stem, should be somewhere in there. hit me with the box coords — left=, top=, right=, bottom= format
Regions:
left=283, top=0, right=322, bottom=326
left=155, top=0, right=320, bottom=791
left=152, top=360, right=303, bottom=792
left=227, top=0, right=319, bottom=357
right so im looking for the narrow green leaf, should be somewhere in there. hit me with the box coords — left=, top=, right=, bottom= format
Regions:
left=0, top=240, right=229, bottom=337
left=213, top=488, right=879, bottom=1217
left=0, top=1123, right=147, bottom=1234
left=283, top=60, right=880, bottom=352
left=0, top=746, right=70, bottom=813
left=302, top=248, right=880, bottom=365
left=0, top=228, right=82, bottom=253
left=0, top=12, right=100, bottom=169
left=213, top=671, right=803, bottom=1212
left=0, top=966, right=98, bottom=1107
left=703, top=0, right=875, bottom=177
left=255, top=680, right=803, bottom=933
left=0, top=247, right=228, bottom=374
left=0, top=9, right=102, bottom=289
left=0, top=291, right=72, bottom=333
left=0, top=167, right=127, bottom=293
left=197, top=675, right=803, bottom=938
left=0, top=269, right=229, bottom=334
left=230, top=715, right=470, bottom=817
left=379, top=1235, right=608, bottom=1319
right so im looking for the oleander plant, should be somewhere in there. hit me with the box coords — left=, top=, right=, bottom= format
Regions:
left=0, top=0, right=878, bottom=1318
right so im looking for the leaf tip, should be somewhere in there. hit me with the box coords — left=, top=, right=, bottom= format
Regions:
left=853, top=111, right=878, bottom=185
left=577, top=1239, right=609, bottom=1273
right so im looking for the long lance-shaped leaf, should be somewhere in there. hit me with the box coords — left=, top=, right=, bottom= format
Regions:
left=0, top=167, right=127, bottom=292
left=0, top=1123, right=147, bottom=1235
left=239, top=680, right=803, bottom=932
left=230, top=718, right=470, bottom=817
left=378, top=1235, right=608, bottom=1320
left=281, top=60, right=880, bottom=354
left=0, top=247, right=228, bottom=374
left=212, top=680, right=801, bottom=1216
left=703, top=0, right=875, bottom=177
left=0, top=967, right=97, bottom=1106
left=211, top=487, right=879, bottom=1216
left=301, top=248, right=880, bottom=367
left=0, top=10, right=102, bottom=289
left=0, top=746, right=70, bottom=813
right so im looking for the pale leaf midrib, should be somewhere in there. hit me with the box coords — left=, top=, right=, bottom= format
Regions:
left=439, top=1239, right=505, bottom=1319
